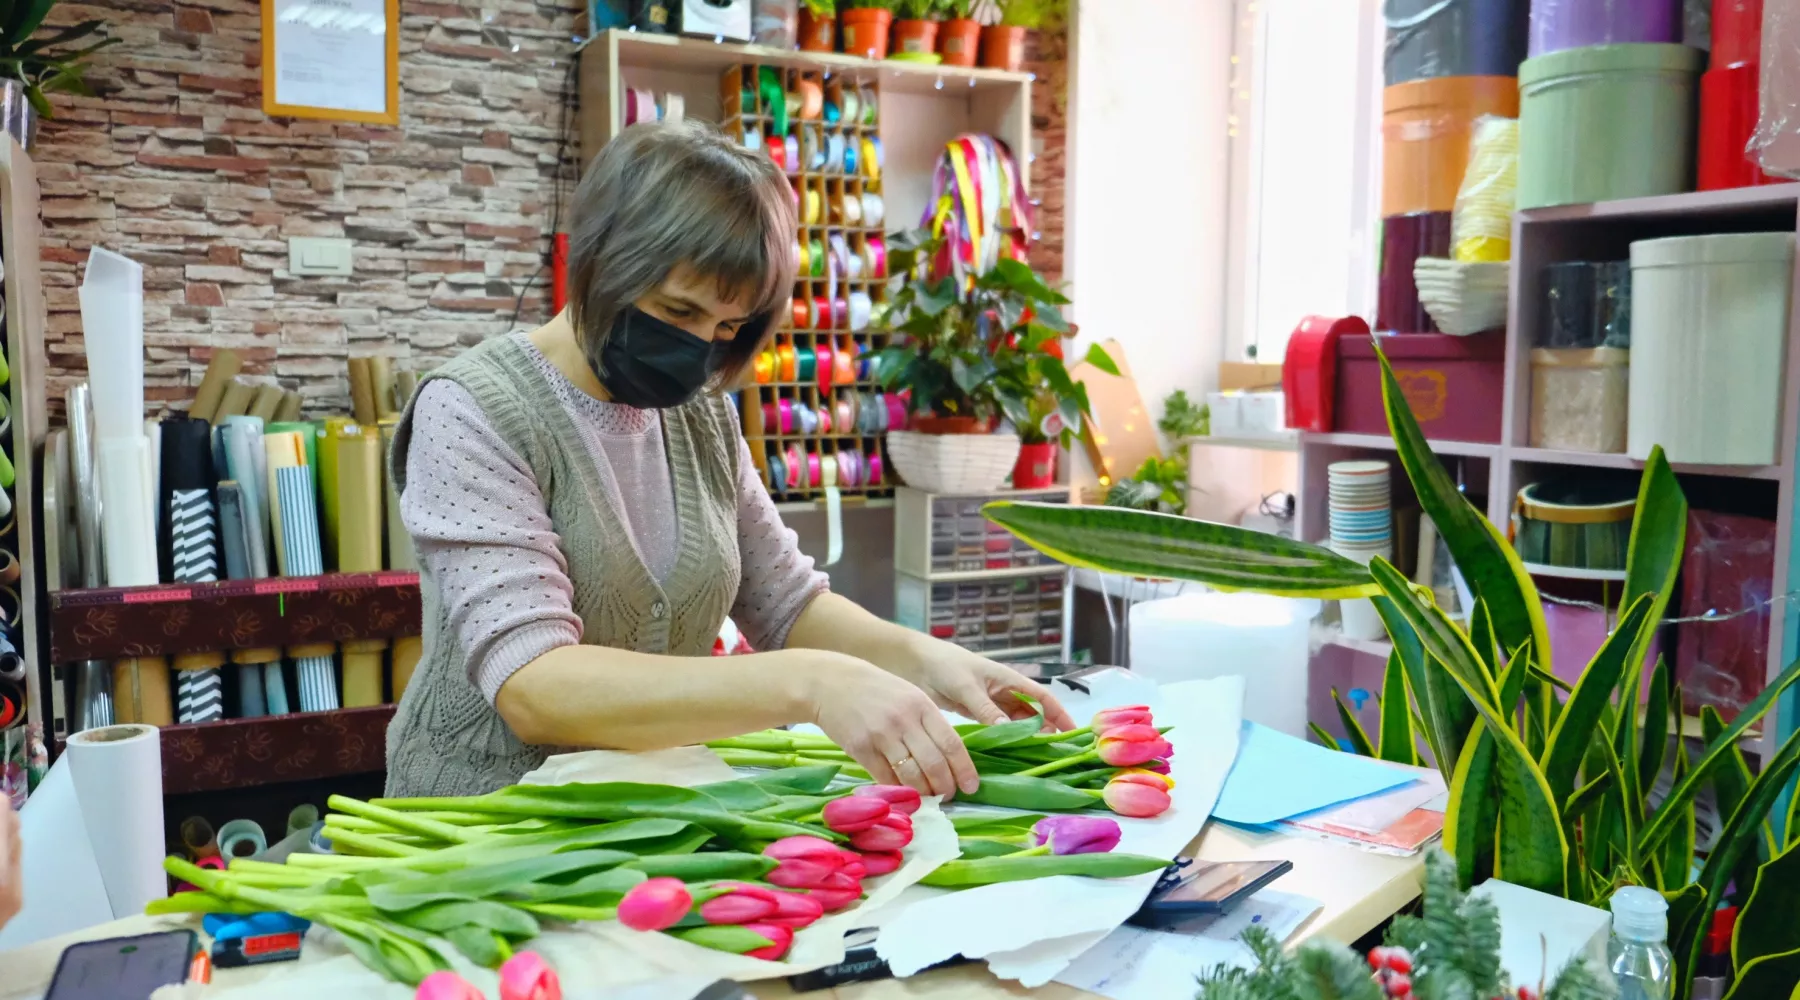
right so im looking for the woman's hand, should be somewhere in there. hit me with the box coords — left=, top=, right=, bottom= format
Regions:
left=894, top=642, right=1077, bottom=733
left=0, top=801, right=20, bottom=930
left=806, top=655, right=980, bottom=798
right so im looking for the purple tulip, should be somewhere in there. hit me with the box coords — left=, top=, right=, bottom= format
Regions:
left=1031, top=815, right=1122, bottom=855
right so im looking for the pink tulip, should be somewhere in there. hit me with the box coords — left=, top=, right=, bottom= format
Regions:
left=822, top=795, right=891, bottom=833
left=840, top=859, right=867, bottom=879
left=617, top=877, right=692, bottom=931
left=700, top=885, right=781, bottom=925
left=848, top=813, right=913, bottom=852
left=806, top=882, right=863, bottom=912
left=1092, top=705, right=1153, bottom=733
left=741, top=921, right=796, bottom=961
left=1116, top=767, right=1174, bottom=789
left=1103, top=772, right=1172, bottom=818
left=852, top=784, right=923, bottom=815
left=498, top=952, right=561, bottom=1000
left=1143, top=759, right=1171, bottom=775
left=417, top=971, right=486, bottom=1000
left=1096, top=725, right=1174, bottom=767
left=764, top=836, right=853, bottom=890
left=857, top=850, right=904, bottom=876
left=764, top=890, right=826, bottom=930
left=1031, top=815, right=1122, bottom=855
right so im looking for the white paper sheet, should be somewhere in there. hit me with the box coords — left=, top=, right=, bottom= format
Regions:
left=68, top=724, right=166, bottom=918
left=873, top=674, right=1246, bottom=987
left=270, top=0, right=389, bottom=114
left=1054, top=889, right=1323, bottom=1000
left=0, top=759, right=113, bottom=951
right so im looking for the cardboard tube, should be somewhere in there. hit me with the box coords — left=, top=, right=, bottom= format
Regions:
left=341, top=639, right=386, bottom=708
left=337, top=426, right=382, bottom=572
left=180, top=815, right=220, bottom=859
left=379, top=419, right=415, bottom=570
left=288, top=642, right=334, bottom=659
left=232, top=647, right=286, bottom=715
left=317, top=417, right=352, bottom=566
left=347, top=357, right=377, bottom=425
left=273, top=389, right=304, bottom=423
left=395, top=371, right=420, bottom=408
left=112, top=658, right=174, bottom=727
left=247, top=385, right=284, bottom=422
left=213, top=380, right=255, bottom=424
left=171, top=650, right=226, bottom=671
left=0, top=550, right=18, bottom=585
left=191, top=350, right=242, bottom=423
left=391, top=635, right=422, bottom=699
left=367, top=356, right=396, bottom=419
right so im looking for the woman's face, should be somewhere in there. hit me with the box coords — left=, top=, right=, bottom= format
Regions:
left=634, top=263, right=756, bottom=345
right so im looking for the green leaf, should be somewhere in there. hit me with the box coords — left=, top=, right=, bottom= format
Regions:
left=1541, top=594, right=1657, bottom=805
left=1376, top=595, right=1472, bottom=776
left=958, top=773, right=1101, bottom=811
left=1621, top=447, right=1688, bottom=694
left=1734, top=838, right=1800, bottom=970
left=1637, top=656, right=1800, bottom=857
left=1657, top=727, right=1695, bottom=892
left=1701, top=705, right=1775, bottom=905
left=1468, top=598, right=1498, bottom=681
left=981, top=501, right=1378, bottom=599
left=1640, top=654, right=1672, bottom=792
left=1080, top=342, right=1120, bottom=376
left=1333, top=688, right=1374, bottom=758
left=1723, top=949, right=1800, bottom=1000
left=670, top=924, right=778, bottom=955
left=690, top=779, right=782, bottom=814
left=949, top=812, right=1047, bottom=835
left=745, top=764, right=842, bottom=795
left=916, top=277, right=958, bottom=316
left=1377, top=652, right=1419, bottom=766
left=919, top=851, right=1170, bottom=887
left=1377, top=346, right=1551, bottom=685
left=962, top=714, right=1047, bottom=752
left=1309, top=722, right=1345, bottom=751
left=1565, top=771, right=1613, bottom=818
left=389, top=899, right=539, bottom=939
left=1367, top=559, right=1497, bottom=713
left=1443, top=724, right=1499, bottom=889
left=957, top=837, right=1030, bottom=858
left=627, top=852, right=776, bottom=882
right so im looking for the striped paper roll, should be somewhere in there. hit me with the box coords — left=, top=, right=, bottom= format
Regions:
left=275, top=465, right=338, bottom=712
left=168, top=417, right=225, bottom=723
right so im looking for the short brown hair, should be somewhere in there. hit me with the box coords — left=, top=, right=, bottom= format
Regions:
left=566, top=120, right=797, bottom=389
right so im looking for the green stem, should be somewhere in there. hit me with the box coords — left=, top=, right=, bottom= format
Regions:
left=1049, top=765, right=1120, bottom=786
left=329, top=794, right=477, bottom=846
left=1014, top=748, right=1098, bottom=778
left=1013, top=844, right=1051, bottom=858
left=521, top=902, right=618, bottom=922
left=322, top=826, right=427, bottom=858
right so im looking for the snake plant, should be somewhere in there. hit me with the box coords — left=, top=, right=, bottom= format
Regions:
left=0, top=0, right=117, bottom=118
left=984, top=345, right=1800, bottom=1000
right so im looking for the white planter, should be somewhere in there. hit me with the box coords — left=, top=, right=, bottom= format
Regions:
left=886, top=429, right=1021, bottom=494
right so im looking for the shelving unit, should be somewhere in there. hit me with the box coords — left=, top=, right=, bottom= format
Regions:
left=1300, top=184, right=1800, bottom=761
left=893, top=485, right=1073, bottom=661
left=0, top=139, right=48, bottom=758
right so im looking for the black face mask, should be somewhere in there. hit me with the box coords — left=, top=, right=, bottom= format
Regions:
left=593, top=307, right=721, bottom=409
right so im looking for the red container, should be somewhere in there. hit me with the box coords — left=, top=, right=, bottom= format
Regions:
left=1711, top=0, right=1763, bottom=67
left=1283, top=314, right=1369, bottom=432
left=1012, top=442, right=1056, bottom=488
left=1335, top=332, right=1505, bottom=442
left=1698, top=63, right=1778, bottom=189
left=1377, top=212, right=1452, bottom=334
left=1676, top=509, right=1775, bottom=722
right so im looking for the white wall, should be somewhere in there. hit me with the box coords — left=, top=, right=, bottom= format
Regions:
left=1066, top=0, right=1235, bottom=443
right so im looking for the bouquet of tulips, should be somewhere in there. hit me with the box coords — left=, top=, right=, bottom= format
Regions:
left=708, top=703, right=1178, bottom=819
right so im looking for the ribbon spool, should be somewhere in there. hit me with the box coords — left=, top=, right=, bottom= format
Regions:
left=826, top=134, right=846, bottom=175
left=767, top=451, right=788, bottom=496
left=777, top=341, right=798, bottom=382
left=844, top=140, right=859, bottom=176
left=834, top=339, right=858, bottom=383
left=803, top=125, right=826, bottom=170
left=845, top=248, right=865, bottom=280
left=861, top=192, right=885, bottom=228
left=816, top=342, right=835, bottom=389
left=795, top=344, right=817, bottom=382
left=842, top=193, right=863, bottom=226
left=807, top=451, right=822, bottom=487
left=790, top=299, right=809, bottom=331
left=663, top=93, right=685, bottom=123
left=831, top=298, right=848, bottom=329
left=754, top=351, right=774, bottom=385
left=784, top=135, right=800, bottom=176
left=798, top=78, right=824, bottom=119
left=885, top=394, right=909, bottom=430
left=786, top=445, right=804, bottom=488
left=823, top=100, right=841, bottom=126
left=769, top=139, right=787, bottom=172
left=624, top=88, right=656, bottom=126
left=867, top=235, right=888, bottom=277
left=762, top=402, right=778, bottom=431
left=835, top=394, right=855, bottom=431
left=743, top=127, right=763, bottom=152
left=759, top=67, right=786, bottom=134
left=794, top=402, right=819, bottom=435
left=843, top=89, right=861, bottom=124
left=778, top=398, right=795, bottom=433
left=803, top=189, right=822, bottom=225
left=849, top=291, right=873, bottom=332
left=808, top=239, right=825, bottom=276
left=818, top=407, right=833, bottom=435
left=812, top=295, right=830, bottom=329
left=868, top=453, right=884, bottom=485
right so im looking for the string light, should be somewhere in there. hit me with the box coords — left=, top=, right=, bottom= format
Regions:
left=1536, top=588, right=1800, bottom=627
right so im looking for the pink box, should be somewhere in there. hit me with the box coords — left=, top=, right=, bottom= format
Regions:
left=1335, top=332, right=1505, bottom=442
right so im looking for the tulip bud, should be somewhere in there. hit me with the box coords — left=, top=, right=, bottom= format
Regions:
left=1115, top=767, right=1174, bottom=790
left=848, top=813, right=913, bottom=852
left=1096, top=725, right=1175, bottom=767
left=417, top=971, right=486, bottom=1000
left=806, top=885, right=863, bottom=912
left=1091, top=705, right=1153, bottom=733
left=822, top=795, right=891, bottom=833
left=852, top=784, right=923, bottom=815
left=857, top=850, right=904, bottom=876
left=764, top=890, right=826, bottom=930
left=1102, top=772, right=1172, bottom=818
left=498, top=952, right=561, bottom=1000
left=1031, top=815, right=1122, bottom=855
left=764, top=836, right=854, bottom=890
left=700, top=886, right=781, bottom=925
left=741, top=921, right=796, bottom=961
left=617, top=877, right=692, bottom=931
left=1142, top=759, right=1172, bottom=775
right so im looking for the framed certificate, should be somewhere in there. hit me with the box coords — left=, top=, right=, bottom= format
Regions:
left=261, top=0, right=400, bottom=124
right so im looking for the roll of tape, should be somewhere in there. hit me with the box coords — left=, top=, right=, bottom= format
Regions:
left=218, top=818, right=268, bottom=860
left=778, top=341, right=797, bottom=382
left=816, top=341, right=835, bottom=389
left=804, top=189, right=822, bottom=225
left=849, top=291, right=873, bottom=332
left=754, top=351, right=775, bottom=384
left=795, top=344, right=816, bottom=382
left=826, top=133, right=846, bottom=175
left=812, top=295, right=830, bottom=329
left=842, top=193, right=863, bottom=226
left=808, top=239, right=825, bottom=276
left=784, top=135, right=800, bottom=175
left=862, top=192, right=885, bottom=227
left=798, top=78, right=824, bottom=119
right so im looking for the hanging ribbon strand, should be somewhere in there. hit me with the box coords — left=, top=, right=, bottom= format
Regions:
left=923, top=133, right=1033, bottom=292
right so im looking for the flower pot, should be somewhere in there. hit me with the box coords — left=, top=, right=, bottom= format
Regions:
left=912, top=414, right=991, bottom=434
left=887, top=429, right=1021, bottom=493
left=1012, top=442, right=1057, bottom=488
left=841, top=7, right=894, bottom=59
left=938, top=18, right=981, bottom=66
left=798, top=9, right=836, bottom=51
left=892, top=18, right=939, bottom=56
left=0, top=80, right=37, bottom=151
left=981, top=24, right=1028, bottom=72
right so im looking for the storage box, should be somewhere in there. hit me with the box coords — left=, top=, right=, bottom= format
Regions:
left=1676, top=509, right=1775, bottom=721
left=1335, top=332, right=1506, bottom=442
left=1529, top=347, right=1629, bottom=453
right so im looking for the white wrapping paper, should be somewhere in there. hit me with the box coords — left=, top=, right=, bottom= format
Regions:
left=80, top=248, right=157, bottom=587
left=67, top=724, right=168, bottom=918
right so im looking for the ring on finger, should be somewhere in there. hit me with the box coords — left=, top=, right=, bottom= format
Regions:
left=893, top=756, right=916, bottom=771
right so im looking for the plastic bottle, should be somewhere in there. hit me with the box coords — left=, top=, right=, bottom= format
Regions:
left=1609, top=886, right=1675, bottom=1000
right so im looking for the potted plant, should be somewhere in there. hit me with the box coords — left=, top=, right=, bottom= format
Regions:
left=839, top=0, right=894, bottom=59
left=983, top=0, right=1060, bottom=72
left=891, top=0, right=942, bottom=58
left=0, top=0, right=117, bottom=149
left=873, top=227, right=1114, bottom=492
left=937, top=0, right=981, bottom=66
left=797, top=0, right=836, bottom=51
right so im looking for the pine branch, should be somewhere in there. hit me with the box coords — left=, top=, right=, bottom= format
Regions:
left=1280, top=943, right=1386, bottom=1000
left=1543, top=955, right=1617, bottom=1000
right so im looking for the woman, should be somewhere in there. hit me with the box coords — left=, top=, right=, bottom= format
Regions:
left=387, top=119, right=1072, bottom=799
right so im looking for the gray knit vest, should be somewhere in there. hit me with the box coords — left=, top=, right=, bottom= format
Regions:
left=383, top=334, right=743, bottom=797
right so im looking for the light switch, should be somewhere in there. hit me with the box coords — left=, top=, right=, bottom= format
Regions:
left=289, top=237, right=354, bottom=277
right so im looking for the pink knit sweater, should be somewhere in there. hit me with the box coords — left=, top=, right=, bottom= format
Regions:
left=401, top=333, right=830, bottom=705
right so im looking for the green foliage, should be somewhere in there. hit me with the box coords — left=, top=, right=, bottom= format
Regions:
left=1160, top=389, right=1212, bottom=439
left=944, top=0, right=975, bottom=16
left=801, top=0, right=836, bottom=15
left=0, top=0, right=118, bottom=118
left=997, top=0, right=1064, bottom=28
left=1107, top=453, right=1190, bottom=515
left=895, top=0, right=944, bottom=17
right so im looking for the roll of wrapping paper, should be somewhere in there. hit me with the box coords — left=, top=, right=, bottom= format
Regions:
left=272, top=389, right=304, bottom=424
left=191, top=350, right=242, bottom=424
left=379, top=419, right=416, bottom=571
left=247, top=385, right=283, bottom=422
left=0, top=679, right=17, bottom=729
left=232, top=646, right=287, bottom=716
left=75, top=660, right=113, bottom=733
left=216, top=482, right=252, bottom=581
left=165, top=415, right=225, bottom=722
left=335, top=424, right=382, bottom=572
left=214, top=380, right=254, bottom=422
left=266, top=421, right=317, bottom=472
left=391, top=635, right=422, bottom=699
left=0, top=631, right=21, bottom=682
left=341, top=639, right=384, bottom=708
left=222, top=417, right=271, bottom=578
left=180, top=816, right=220, bottom=859
left=217, top=818, right=267, bottom=859
left=273, top=464, right=338, bottom=711
left=234, top=647, right=266, bottom=718
left=112, top=658, right=174, bottom=727
left=395, top=371, right=420, bottom=409
left=347, top=357, right=378, bottom=425
left=69, top=386, right=103, bottom=588
left=0, top=551, right=16, bottom=587
left=367, top=357, right=397, bottom=419
left=316, top=416, right=351, bottom=563
left=264, top=431, right=308, bottom=575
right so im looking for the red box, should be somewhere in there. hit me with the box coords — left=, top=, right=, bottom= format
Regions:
left=1335, top=332, right=1505, bottom=442
left=1676, top=509, right=1775, bottom=722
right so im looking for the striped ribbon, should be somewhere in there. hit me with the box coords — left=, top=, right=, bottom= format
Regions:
left=170, top=487, right=225, bottom=723
left=276, top=465, right=338, bottom=712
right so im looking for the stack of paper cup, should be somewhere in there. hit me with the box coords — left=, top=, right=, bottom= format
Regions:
left=1329, top=460, right=1393, bottom=640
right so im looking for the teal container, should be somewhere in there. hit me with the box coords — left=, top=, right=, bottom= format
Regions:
left=1517, top=43, right=1703, bottom=209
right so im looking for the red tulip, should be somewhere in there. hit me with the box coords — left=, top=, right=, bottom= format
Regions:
left=764, top=836, right=853, bottom=890
left=1096, top=725, right=1174, bottom=767
left=700, top=885, right=781, bottom=925
left=764, top=890, right=826, bottom=930
left=617, top=877, right=692, bottom=931
left=416, top=971, right=485, bottom=1000
left=498, top=952, right=561, bottom=1000
left=1102, top=771, right=1172, bottom=818
left=848, top=813, right=913, bottom=852
left=858, top=850, right=904, bottom=876
left=741, top=921, right=795, bottom=961
left=1091, top=705, right=1153, bottom=733
left=1031, top=815, right=1122, bottom=855
left=852, top=784, right=923, bottom=815
left=806, top=884, right=863, bottom=912
left=822, top=795, right=890, bottom=833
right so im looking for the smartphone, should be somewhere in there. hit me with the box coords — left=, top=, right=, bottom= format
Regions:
left=46, top=930, right=199, bottom=1000
left=1129, top=857, right=1294, bottom=928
